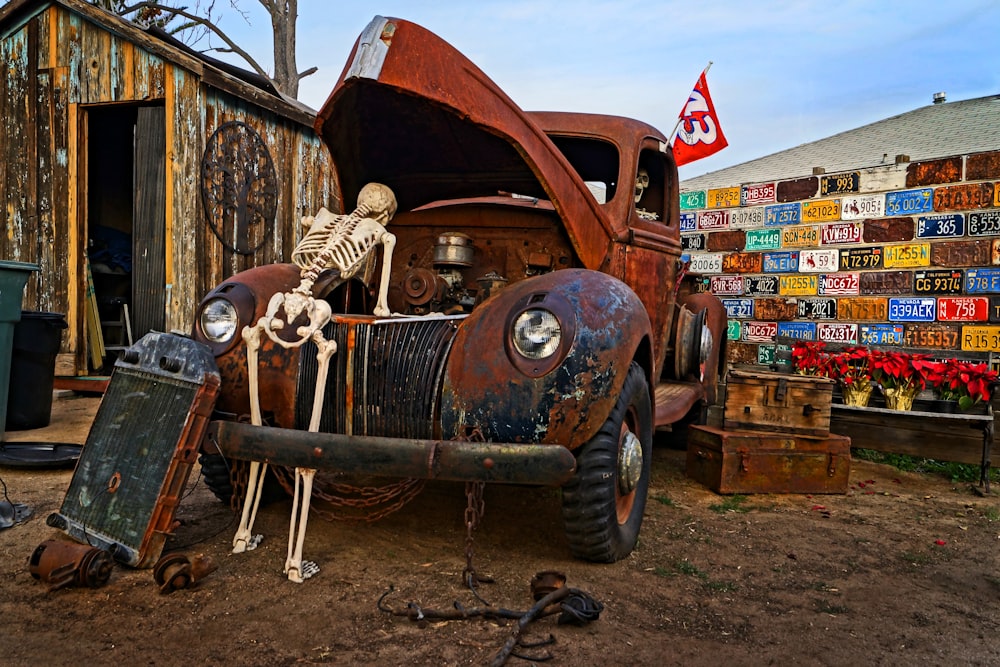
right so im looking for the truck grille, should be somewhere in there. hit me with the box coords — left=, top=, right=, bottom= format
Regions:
left=296, top=315, right=462, bottom=439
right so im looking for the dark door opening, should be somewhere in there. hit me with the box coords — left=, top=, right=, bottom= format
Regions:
left=85, top=103, right=165, bottom=371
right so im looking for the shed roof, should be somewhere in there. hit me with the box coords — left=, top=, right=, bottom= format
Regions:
left=0, top=0, right=317, bottom=126
left=681, top=94, right=1000, bottom=191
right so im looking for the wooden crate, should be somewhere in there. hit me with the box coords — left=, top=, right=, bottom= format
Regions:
left=686, top=424, right=851, bottom=495
left=724, top=369, right=834, bottom=437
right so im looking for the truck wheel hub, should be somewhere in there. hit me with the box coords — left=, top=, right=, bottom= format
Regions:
left=618, top=430, right=643, bottom=495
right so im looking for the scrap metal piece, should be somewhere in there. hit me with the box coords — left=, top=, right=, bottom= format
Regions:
left=29, top=539, right=114, bottom=591
left=153, top=552, right=218, bottom=594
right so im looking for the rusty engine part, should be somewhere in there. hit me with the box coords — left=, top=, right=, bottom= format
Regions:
left=153, top=552, right=218, bottom=594
left=29, top=539, right=114, bottom=591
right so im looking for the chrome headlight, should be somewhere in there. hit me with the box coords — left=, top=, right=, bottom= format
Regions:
left=511, top=308, right=562, bottom=360
left=199, top=298, right=240, bottom=344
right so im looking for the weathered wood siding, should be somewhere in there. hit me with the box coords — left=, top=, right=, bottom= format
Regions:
left=0, top=2, right=338, bottom=373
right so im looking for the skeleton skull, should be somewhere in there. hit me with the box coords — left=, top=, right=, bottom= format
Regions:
left=634, top=168, right=650, bottom=203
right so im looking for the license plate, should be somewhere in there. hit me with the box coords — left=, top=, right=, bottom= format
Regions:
left=745, top=228, right=781, bottom=251
left=745, top=275, right=779, bottom=296
left=916, top=214, right=964, bottom=238
left=801, top=199, right=842, bottom=223
left=742, top=320, right=778, bottom=342
left=840, top=247, right=883, bottom=270
left=860, top=324, right=904, bottom=346
left=888, top=297, right=936, bottom=322
left=679, top=212, right=697, bottom=231
left=777, top=321, right=816, bottom=340
left=913, top=269, right=963, bottom=295
left=710, top=274, right=745, bottom=295
left=765, top=203, right=800, bottom=226
left=994, top=239, right=1000, bottom=265
left=992, top=297, right=1000, bottom=322
left=904, top=324, right=959, bottom=349
left=799, top=249, right=839, bottom=272
left=742, top=183, right=776, bottom=206
left=969, top=211, right=1000, bottom=236
left=819, top=272, right=860, bottom=295
left=837, top=297, right=888, bottom=321
left=820, top=172, right=859, bottom=196
left=707, top=187, right=740, bottom=209
left=818, top=322, right=858, bottom=344
left=937, top=297, right=988, bottom=322
left=723, top=253, right=764, bottom=274
left=797, top=298, right=837, bottom=319
left=757, top=344, right=776, bottom=364
left=680, top=191, right=706, bottom=210
left=681, top=233, right=706, bottom=251
left=883, top=242, right=930, bottom=268
left=729, top=206, right=765, bottom=229
left=782, top=225, right=819, bottom=248
left=966, top=268, right=1000, bottom=293
left=764, top=251, right=799, bottom=273
left=688, top=253, right=724, bottom=274
left=821, top=222, right=862, bottom=245
left=722, top=298, right=754, bottom=318
left=961, top=325, right=1000, bottom=351
left=859, top=270, right=911, bottom=295
left=727, top=319, right=742, bottom=341
left=754, top=297, right=798, bottom=320
left=841, top=194, right=884, bottom=220
left=779, top=274, right=817, bottom=295
left=885, top=188, right=932, bottom=215
left=698, top=210, right=729, bottom=230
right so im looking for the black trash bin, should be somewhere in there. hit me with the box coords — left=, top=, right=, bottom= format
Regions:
left=6, top=311, right=67, bottom=430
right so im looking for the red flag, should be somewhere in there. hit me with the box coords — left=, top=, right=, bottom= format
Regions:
left=672, top=72, right=728, bottom=166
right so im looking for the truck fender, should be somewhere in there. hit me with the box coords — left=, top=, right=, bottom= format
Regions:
left=441, top=269, right=651, bottom=449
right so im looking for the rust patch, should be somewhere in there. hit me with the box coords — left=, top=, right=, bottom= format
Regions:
left=862, top=217, right=914, bottom=243
left=966, top=150, right=1000, bottom=181
left=727, top=341, right=759, bottom=365
left=836, top=297, right=888, bottom=321
left=902, top=323, right=960, bottom=350
left=931, top=240, right=992, bottom=267
left=722, top=252, right=763, bottom=274
left=905, top=157, right=962, bottom=187
left=776, top=176, right=818, bottom=203
left=707, top=230, right=746, bottom=252
left=933, top=183, right=994, bottom=212
left=859, top=271, right=911, bottom=295
left=753, top=297, right=798, bottom=321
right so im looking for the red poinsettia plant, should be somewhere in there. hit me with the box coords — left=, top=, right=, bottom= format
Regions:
left=922, top=359, right=999, bottom=411
left=790, top=341, right=831, bottom=377
left=826, top=346, right=873, bottom=388
left=870, top=350, right=931, bottom=393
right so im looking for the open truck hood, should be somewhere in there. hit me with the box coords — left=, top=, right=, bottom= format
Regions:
left=314, top=16, right=616, bottom=269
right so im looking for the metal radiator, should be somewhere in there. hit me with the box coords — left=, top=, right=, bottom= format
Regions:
left=296, top=315, right=462, bottom=439
left=48, top=333, right=219, bottom=567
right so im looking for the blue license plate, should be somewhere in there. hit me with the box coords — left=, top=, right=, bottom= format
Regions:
left=966, top=268, right=1000, bottom=293
left=885, top=188, right=932, bottom=216
left=680, top=212, right=697, bottom=231
left=888, top=297, right=936, bottom=322
left=916, top=214, right=964, bottom=238
left=763, top=251, right=799, bottom=273
left=777, top=321, right=816, bottom=340
left=860, top=324, right=904, bottom=345
left=764, top=202, right=800, bottom=226
left=722, top=298, right=754, bottom=319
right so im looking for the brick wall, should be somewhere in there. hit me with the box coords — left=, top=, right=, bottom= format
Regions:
left=679, top=150, right=1000, bottom=366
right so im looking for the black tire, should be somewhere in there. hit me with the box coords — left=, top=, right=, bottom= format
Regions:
left=561, top=362, right=652, bottom=562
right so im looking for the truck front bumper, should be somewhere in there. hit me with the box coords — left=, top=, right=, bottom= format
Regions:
left=206, top=420, right=578, bottom=486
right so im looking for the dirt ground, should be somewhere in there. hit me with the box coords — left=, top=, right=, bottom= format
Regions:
left=1, top=393, right=999, bottom=666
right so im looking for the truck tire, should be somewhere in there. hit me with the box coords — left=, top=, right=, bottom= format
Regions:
left=198, top=453, right=287, bottom=509
left=561, top=361, right=652, bottom=562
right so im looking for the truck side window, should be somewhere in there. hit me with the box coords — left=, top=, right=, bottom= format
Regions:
left=635, top=149, right=666, bottom=224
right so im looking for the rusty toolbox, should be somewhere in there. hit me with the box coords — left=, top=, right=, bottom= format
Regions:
left=47, top=332, right=219, bottom=568
left=686, top=424, right=851, bottom=495
left=724, top=369, right=835, bottom=437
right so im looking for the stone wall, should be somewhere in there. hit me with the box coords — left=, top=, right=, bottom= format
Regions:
left=679, top=150, right=1000, bottom=366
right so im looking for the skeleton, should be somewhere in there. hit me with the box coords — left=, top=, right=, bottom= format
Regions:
left=232, top=183, right=398, bottom=582
left=633, top=168, right=659, bottom=221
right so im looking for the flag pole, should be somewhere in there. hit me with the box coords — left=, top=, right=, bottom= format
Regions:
left=668, top=61, right=713, bottom=148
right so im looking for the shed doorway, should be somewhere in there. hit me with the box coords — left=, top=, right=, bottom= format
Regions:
left=85, top=103, right=165, bottom=371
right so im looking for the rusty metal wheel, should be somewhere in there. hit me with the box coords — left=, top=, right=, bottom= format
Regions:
left=561, top=362, right=652, bottom=563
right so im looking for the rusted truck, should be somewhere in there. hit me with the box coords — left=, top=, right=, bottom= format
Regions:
left=192, top=15, right=726, bottom=563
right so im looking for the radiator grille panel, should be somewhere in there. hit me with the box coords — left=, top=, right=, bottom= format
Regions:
left=297, top=316, right=460, bottom=439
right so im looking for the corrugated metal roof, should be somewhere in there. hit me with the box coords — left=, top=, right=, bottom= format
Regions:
left=681, top=94, right=1000, bottom=191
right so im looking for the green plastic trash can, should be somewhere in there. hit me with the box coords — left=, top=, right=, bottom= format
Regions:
left=0, top=260, right=40, bottom=439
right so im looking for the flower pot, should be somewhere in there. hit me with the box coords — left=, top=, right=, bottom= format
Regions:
left=882, top=386, right=920, bottom=411
left=913, top=398, right=957, bottom=414
left=840, top=382, right=873, bottom=407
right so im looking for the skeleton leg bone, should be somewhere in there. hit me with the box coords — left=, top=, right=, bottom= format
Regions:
left=232, top=322, right=268, bottom=553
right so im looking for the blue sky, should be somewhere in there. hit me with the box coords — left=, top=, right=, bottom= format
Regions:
left=205, top=1, right=1000, bottom=180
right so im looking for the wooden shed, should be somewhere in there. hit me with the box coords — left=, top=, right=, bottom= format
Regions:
left=0, top=0, right=340, bottom=376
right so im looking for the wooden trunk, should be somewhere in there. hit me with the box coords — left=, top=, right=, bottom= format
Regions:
left=686, top=424, right=851, bottom=495
left=724, top=369, right=834, bottom=437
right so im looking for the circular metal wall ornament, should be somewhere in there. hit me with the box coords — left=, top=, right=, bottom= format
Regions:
left=201, top=121, right=278, bottom=255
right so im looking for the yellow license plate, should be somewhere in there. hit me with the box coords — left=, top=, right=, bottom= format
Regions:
left=779, top=275, right=817, bottom=295
left=883, top=242, right=930, bottom=268
left=961, top=325, right=1000, bottom=351
left=801, top=199, right=841, bottom=223
left=781, top=225, right=819, bottom=247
